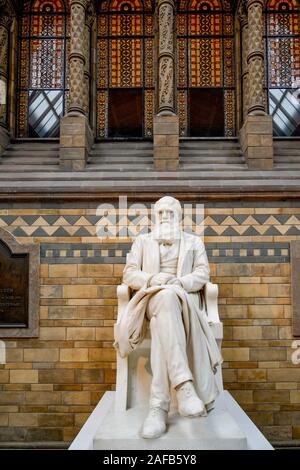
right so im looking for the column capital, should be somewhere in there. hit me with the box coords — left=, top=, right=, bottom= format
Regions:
left=247, top=50, right=264, bottom=62
left=157, top=0, right=175, bottom=6
left=69, top=51, right=86, bottom=63
left=247, top=0, right=264, bottom=9
left=70, top=0, right=88, bottom=8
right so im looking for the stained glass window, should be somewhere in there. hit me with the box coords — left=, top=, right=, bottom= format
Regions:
left=97, top=0, right=154, bottom=138
left=265, top=0, right=300, bottom=136
left=17, top=0, right=69, bottom=138
left=177, top=0, right=235, bottom=137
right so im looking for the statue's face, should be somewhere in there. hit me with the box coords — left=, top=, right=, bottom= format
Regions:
left=157, top=207, right=175, bottom=225
left=154, top=201, right=181, bottom=241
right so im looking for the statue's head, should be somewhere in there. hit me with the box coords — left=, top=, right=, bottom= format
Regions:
left=153, top=196, right=182, bottom=242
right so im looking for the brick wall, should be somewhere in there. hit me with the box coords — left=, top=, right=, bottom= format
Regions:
left=0, top=200, right=299, bottom=445
left=215, top=262, right=300, bottom=441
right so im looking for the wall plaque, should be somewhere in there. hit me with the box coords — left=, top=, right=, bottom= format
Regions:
left=0, top=228, right=39, bottom=338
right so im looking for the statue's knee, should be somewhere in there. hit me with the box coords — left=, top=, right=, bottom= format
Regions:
left=155, top=289, right=178, bottom=303
left=148, top=289, right=181, bottom=322
left=149, top=289, right=181, bottom=323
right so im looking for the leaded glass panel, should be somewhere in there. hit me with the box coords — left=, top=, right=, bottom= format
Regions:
left=17, top=0, right=69, bottom=137
left=265, top=0, right=300, bottom=136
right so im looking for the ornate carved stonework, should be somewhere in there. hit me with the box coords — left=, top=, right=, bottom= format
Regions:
left=159, top=3, right=173, bottom=54
left=246, top=0, right=266, bottom=115
left=68, top=0, right=88, bottom=115
left=239, top=0, right=249, bottom=121
left=159, top=57, right=174, bottom=109
left=82, top=1, right=94, bottom=116
left=157, top=0, right=175, bottom=115
left=69, top=57, right=85, bottom=114
left=83, top=24, right=90, bottom=116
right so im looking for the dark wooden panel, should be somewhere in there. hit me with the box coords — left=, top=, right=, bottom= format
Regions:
left=291, top=241, right=300, bottom=337
left=0, top=241, right=29, bottom=328
left=108, top=89, right=143, bottom=138
left=189, top=88, right=224, bottom=137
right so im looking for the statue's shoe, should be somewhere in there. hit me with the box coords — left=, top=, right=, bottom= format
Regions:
left=141, top=407, right=167, bottom=439
left=176, top=381, right=206, bottom=418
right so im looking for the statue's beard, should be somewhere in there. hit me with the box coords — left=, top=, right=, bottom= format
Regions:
left=153, top=221, right=181, bottom=242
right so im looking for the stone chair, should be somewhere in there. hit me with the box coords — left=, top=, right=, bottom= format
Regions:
left=114, top=282, right=223, bottom=412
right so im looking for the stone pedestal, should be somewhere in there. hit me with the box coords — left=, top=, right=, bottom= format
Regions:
left=154, top=115, right=179, bottom=171
left=59, top=114, right=93, bottom=171
left=94, top=400, right=247, bottom=450
left=0, top=126, right=10, bottom=158
left=240, top=115, right=274, bottom=170
left=69, top=391, right=273, bottom=450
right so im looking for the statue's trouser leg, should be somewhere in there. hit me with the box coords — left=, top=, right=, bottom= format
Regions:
left=147, top=289, right=193, bottom=412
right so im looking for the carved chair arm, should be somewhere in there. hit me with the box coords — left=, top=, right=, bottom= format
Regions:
left=117, top=284, right=131, bottom=322
left=203, top=282, right=220, bottom=324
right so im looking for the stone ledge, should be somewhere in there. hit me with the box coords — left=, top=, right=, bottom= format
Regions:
left=0, top=180, right=300, bottom=196
left=248, top=159, right=273, bottom=170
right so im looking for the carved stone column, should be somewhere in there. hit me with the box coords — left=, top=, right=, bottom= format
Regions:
left=239, top=0, right=274, bottom=170
left=154, top=0, right=179, bottom=171
left=239, top=1, right=249, bottom=123
left=83, top=2, right=94, bottom=117
left=68, top=0, right=87, bottom=115
left=158, top=0, right=175, bottom=115
left=247, top=0, right=265, bottom=116
left=0, top=16, right=11, bottom=157
left=83, top=21, right=91, bottom=117
left=60, top=0, right=94, bottom=171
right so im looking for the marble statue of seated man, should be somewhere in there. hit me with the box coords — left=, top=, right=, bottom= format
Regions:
left=114, top=196, right=222, bottom=439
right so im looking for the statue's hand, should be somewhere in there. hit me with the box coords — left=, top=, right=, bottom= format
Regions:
left=149, top=273, right=175, bottom=286
left=167, top=277, right=183, bottom=287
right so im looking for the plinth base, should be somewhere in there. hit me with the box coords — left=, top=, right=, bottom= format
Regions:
left=69, top=391, right=273, bottom=450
